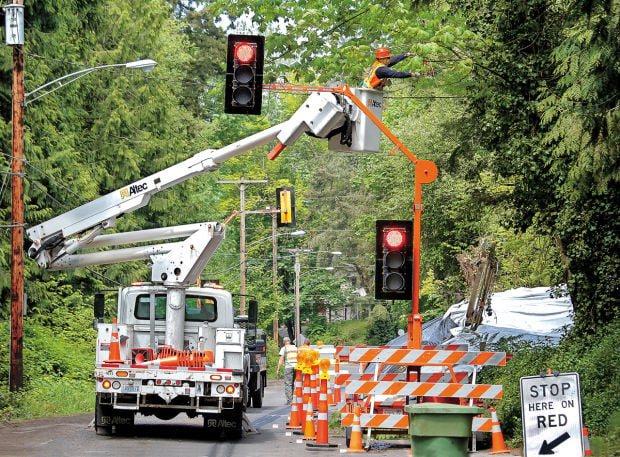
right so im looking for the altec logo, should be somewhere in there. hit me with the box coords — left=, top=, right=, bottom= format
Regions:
left=120, top=183, right=148, bottom=199
left=368, top=99, right=382, bottom=109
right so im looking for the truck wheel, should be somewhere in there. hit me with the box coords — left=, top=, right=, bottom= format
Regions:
left=251, top=383, right=263, bottom=408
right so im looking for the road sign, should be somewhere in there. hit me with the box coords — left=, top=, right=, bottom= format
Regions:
left=520, top=372, right=583, bottom=456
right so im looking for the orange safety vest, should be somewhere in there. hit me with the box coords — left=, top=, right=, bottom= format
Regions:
left=362, top=61, right=388, bottom=89
left=284, top=345, right=298, bottom=366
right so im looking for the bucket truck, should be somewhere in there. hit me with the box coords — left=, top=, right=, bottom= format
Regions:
left=25, top=88, right=384, bottom=438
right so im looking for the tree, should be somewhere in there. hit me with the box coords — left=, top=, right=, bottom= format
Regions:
left=449, top=0, right=619, bottom=333
left=366, top=304, right=397, bottom=345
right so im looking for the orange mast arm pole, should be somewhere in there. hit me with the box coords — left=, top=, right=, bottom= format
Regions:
left=264, top=83, right=437, bottom=349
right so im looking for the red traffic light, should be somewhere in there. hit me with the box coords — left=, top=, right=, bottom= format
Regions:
left=234, top=43, right=255, bottom=63
left=384, top=229, right=406, bottom=249
left=375, top=220, right=413, bottom=300
left=225, top=34, right=264, bottom=115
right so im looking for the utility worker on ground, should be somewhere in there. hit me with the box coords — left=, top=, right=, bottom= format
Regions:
left=276, top=337, right=298, bottom=405
left=362, top=47, right=419, bottom=90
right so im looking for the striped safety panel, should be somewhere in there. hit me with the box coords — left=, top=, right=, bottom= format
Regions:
left=347, top=348, right=507, bottom=366
left=341, top=413, right=409, bottom=429
left=344, top=380, right=503, bottom=399
left=335, top=344, right=469, bottom=360
left=336, top=371, right=469, bottom=385
left=341, top=414, right=494, bottom=432
left=472, top=417, right=493, bottom=432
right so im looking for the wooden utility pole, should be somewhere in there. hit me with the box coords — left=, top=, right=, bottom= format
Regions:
left=217, top=178, right=267, bottom=315
left=9, top=0, right=25, bottom=392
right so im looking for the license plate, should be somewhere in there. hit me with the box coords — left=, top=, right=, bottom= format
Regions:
left=121, top=385, right=140, bottom=393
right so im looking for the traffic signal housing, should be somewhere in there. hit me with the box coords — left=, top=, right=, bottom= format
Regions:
left=225, top=34, right=264, bottom=115
left=276, top=187, right=296, bottom=227
left=375, top=220, right=413, bottom=300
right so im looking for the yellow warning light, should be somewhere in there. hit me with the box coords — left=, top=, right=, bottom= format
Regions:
left=312, top=349, right=320, bottom=365
left=302, top=349, right=314, bottom=374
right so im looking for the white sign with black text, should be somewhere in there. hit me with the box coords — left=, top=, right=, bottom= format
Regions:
left=520, top=372, right=583, bottom=456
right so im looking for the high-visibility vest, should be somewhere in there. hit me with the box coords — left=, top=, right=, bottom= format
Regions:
left=362, top=61, right=387, bottom=89
left=284, top=345, right=298, bottom=365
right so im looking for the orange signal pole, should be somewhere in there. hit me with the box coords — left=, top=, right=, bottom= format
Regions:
left=264, top=83, right=437, bottom=349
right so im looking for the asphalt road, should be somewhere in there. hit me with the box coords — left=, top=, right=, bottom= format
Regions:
left=0, top=380, right=517, bottom=457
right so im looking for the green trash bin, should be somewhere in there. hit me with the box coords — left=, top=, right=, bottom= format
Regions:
left=405, top=403, right=483, bottom=457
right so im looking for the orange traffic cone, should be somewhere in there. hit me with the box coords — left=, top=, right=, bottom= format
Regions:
left=344, top=404, right=366, bottom=453
left=105, top=318, right=125, bottom=363
left=583, top=427, right=592, bottom=456
left=299, top=370, right=311, bottom=432
left=489, top=408, right=511, bottom=454
left=302, top=385, right=316, bottom=440
left=307, top=373, right=337, bottom=448
left=286, top=367, right=303, bottom=430
left=327, top=378, right=334, bottom=406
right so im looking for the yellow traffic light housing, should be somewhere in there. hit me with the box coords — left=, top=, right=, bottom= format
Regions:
left=276, top=187, right=296, bottom=227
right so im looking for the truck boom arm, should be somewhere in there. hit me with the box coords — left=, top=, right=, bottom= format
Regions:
left=26, top=92, right=348, bottom=269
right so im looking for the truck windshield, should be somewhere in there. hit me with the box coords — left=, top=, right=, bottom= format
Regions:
left=135, top=294, right=217, bottom=322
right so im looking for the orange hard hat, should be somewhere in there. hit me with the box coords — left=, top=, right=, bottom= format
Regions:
left=375, top=47, right=392, bottom=59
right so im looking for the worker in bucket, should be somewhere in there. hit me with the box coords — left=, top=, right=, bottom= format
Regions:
left=276, top=336, right=298, bottom=405
left=361, top=46, right=420, bottom=90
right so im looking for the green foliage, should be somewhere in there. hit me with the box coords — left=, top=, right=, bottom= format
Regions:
left=0, top=306, right=95, bottom=422
left=311, top=319, right=370, bottom=347
left=365, top=304, right=398, bottom=345
left=449, top=0, right=619, bottom=335
left=265, top=336, right=281, bottom=380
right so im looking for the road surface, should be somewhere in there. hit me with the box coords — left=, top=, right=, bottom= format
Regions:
left=0, top=380, right=513, bottom=456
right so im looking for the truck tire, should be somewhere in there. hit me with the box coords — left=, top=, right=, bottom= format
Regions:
left=251, top=382, right=263, bottom=408
left=345, top=426, right=352, bottom=448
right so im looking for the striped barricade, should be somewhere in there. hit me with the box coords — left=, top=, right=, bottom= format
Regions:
left=348, top=348, right=507, bottom=366
left=345, top=380, right=503, bottom=399
left=341, top=414, right=494, bottom=432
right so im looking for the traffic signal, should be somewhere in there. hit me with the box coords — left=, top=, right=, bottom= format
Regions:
left=375, top=220, right=413, bottom=300
left=225, top=34, right=264, bottom=115
left=276, top=187, right=296, bottom=227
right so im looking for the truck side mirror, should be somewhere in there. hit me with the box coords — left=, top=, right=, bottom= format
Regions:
left=94, top=293, right=105, bottom=319
left=248, top=299, right=258, bottom=324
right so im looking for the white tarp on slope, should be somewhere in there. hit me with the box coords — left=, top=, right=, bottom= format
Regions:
left=388, top=286, right=574, bottom=350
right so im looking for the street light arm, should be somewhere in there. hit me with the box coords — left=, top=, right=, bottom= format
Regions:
left=24, top=60, right=157, bottom=106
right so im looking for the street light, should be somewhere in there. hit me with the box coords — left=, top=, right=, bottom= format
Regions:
left=8, top=46, right=157, bottom=390
left=24, top=59, right=158, bottom=105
